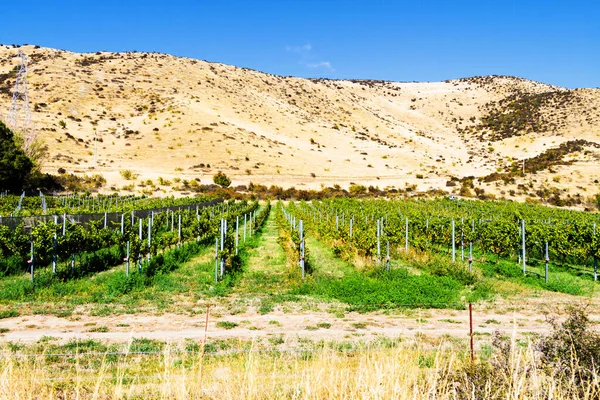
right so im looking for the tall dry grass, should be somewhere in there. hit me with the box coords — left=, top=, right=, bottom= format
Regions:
left=0, top=335, right=598, bottom=399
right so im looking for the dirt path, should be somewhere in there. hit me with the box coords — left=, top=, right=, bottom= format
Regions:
left=1, top=298, right=596, bottom=345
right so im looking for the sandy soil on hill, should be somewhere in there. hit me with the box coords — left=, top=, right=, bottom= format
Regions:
left=0, top=45, right=599, bottom=204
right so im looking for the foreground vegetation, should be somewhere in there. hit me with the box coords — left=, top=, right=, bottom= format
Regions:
left=0, top=306, right=598, bottom=399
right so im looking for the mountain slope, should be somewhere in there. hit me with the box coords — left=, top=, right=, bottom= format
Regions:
left=1, top=45, right=599, bottom=203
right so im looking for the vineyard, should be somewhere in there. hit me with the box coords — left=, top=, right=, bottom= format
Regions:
left=0, top=194, right=599, bottom=310
left=1, top=194, right=600, bottom=398
left=0, top=193, right=270, bottom=305
left=270, top=197, right=600, bottom=310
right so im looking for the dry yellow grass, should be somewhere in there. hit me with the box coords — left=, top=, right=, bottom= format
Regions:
left=0, top=45, right=599, bottom=202
left=0, top=338, right=598, bottom=399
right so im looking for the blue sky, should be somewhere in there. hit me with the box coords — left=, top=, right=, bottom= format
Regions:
left=2, top=0, right=599, bottom=88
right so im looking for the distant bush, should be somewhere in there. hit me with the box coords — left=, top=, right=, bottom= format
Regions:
left=120, top=170, right=137, bottom=180
left=213, top=171, right=231, bottom=188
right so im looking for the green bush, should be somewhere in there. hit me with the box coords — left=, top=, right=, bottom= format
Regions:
left=213, top=171, right=231, bottom=188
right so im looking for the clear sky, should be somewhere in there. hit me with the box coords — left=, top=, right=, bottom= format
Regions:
left=3, top=0, right=599, bottom=88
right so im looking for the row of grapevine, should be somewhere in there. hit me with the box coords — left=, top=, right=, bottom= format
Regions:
left=0, top=193, right=218, bottom=217
left=291, top=198, right=600, bottom=282
left=275, top=202, right=310, bottom=278
left=0, top=200, right=260, bottom=283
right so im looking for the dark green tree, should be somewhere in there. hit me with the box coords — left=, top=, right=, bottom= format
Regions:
left=0, top=120, right=33, bottom=192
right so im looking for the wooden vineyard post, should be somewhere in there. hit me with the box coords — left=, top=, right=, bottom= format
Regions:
left=469, top=303, right=474, bottom=365
left=545, top=241, right=549, bottom=284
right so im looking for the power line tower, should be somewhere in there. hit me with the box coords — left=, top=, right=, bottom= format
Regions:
left=7, top=50, right=34, bottom=152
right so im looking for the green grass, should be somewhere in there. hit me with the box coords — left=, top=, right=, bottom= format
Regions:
left=0, top=309, right=19, bottom=319
left=291, top=267, right=468, bottom=311
left=235, top=210, right=288, bottom=293
left=216, top=321, right=238, bottom=330
left=0, top=241, right=224, bottom=316
left=305, top=235, right=355, bottom=278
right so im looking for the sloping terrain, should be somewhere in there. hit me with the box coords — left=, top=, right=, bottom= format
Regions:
left=0, top=45, right=599, bottom=204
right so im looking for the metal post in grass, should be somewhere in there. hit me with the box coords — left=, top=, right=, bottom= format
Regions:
left=461, top=218, right=464, bottom=262
left=125, top=241, right=130, bottom=277
left=235, top=216, right=239, bottom=255
left=386, top=241, right=390, bottom=272
left=131, top=210, right=134, bottom=225
left=62, top=213, right=66, bottom=236
left=244, top=214, right=247, bottom=242
left=452, top=219, right=456, bottom=263
left=469, top=242, right=473, bottom=273
left=196, top=214, right=200, bottom=243
left=220, top=219, right=225, bottom=277
left=336, top=215, right=339, bottom=230
left=405, top=217, right=409, bottom=253
left=469, top=303, right=474, bottom=365
left=120, top=213, right=124, bottom=235
left=148, top=217, right=152, bottom=262
left=215, top=237, right=219, bottom=283
left=71, top=253, right=75, bottom=272
left=376, top=219, right=381, bottom=264
left=522, top=219, right=526, bottom=275
left=104, top=212, right=107, bottom=229
left=545, top=241, right=549, bottom=284
left=349, top=218, right=353, bottom=238
left=178, top=214, right=182, bottom=248
left=594, top=223, right=598, bottom=282
left=53, top=216, right=57, bottom=274
left=300, top=219, right=305, bottom=279
left=29, top=242, right=34, bottom=282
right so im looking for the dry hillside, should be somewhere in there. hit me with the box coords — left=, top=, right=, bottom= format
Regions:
left=1, top=45, right=599, bottom=204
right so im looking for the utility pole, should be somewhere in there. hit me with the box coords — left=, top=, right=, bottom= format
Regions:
left=7, top=50, right=34, bottom=153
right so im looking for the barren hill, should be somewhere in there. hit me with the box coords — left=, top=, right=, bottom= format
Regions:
left=1, top=45, right=599, bottom=204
